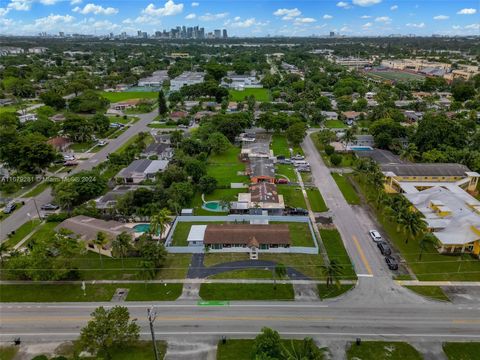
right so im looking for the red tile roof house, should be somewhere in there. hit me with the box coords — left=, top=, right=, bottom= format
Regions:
left=111, top=98, right=141, bottom=111
left=203, top=224, right=291, bottom=250
left=47, top=136, right=72, bottom=151
left=170, top=111, right=188, bottom=121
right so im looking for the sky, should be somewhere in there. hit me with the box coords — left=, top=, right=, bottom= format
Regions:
left=0, top=0, right=478, bottom=36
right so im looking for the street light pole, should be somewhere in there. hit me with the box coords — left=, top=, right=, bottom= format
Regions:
left=147, top=306, right=160, bottom=360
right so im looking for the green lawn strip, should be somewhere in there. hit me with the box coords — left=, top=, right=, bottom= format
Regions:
left=325, top=120, right=347, bottom=128
left=22, top=181, right=50, bottom=197
left=306, top=187, right=328, bottom=212
left=0, top=346, right=18, bottom=360
left=229, top=88, right=270, bottom=102
left=317, top=284, right=354, bottom=300
left=0, top=105, right=18, bottom=114
left=203, top=253, right=250, bottom=267
left=277, top=185, right=307, bottom=208
left=199, top=283, right=294, bottom=301
left=271, top=133, right=290, bottom=157
left=0, top=202, right=24, bottom=221
left=217, top=339, right=325, bottom=360
left=148, top=123, right=178, bottom=128
left=101, top=91, right=158, bottom=102
left=156, top=253, right=192, bottom=279
left=260, top=253, right=324, bottom=280
left=276, top=164, right=296, bottom=181
left=270, top=222, right=315, bottom=247
left=301, top=171, right=313, bottom=183
left=320, top=228, right=357, bottom=279
left=209, top=269, right=274, bottom=279
left=2, top=219, right=41, bottom=248
left=347, top=341, right=423, bottom=360
left=443, top=342, right=480, bottom=360
left=24, top=221, right=60, bottom=246
left=207, top=146, right=247, bottom=186
left=331, top=173, right=360, bottom=205
left=354, top=176, right=480, bottom=281
left=69, top=141, right=96, bottom=152
left=404, top=286, right=450, bottom=302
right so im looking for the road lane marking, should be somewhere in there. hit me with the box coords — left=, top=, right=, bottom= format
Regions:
left=352, top=235, right=373, bottom=275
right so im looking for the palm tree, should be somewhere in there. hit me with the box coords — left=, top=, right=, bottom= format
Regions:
left=402, top=211, right=427, bottom=244
left=342, top=127, right=356, bottom=148
left=93, top=232, right=108, bottom=269
left=0, top=242, right=9, bottom=264
left=149, top=208, right=171, bottom=239
left=400, top=143, right=419, bottom=162
left=280, top=337, right=326, bottom=360
left=418, top=233, right=437, bottom=260
left=112, top=232, right=132, bottom=269
left=320, top=259, right=343, bottom=288
left=273, top=263, right=287, bottom=290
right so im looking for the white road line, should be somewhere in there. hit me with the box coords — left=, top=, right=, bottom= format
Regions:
left=357, top=274, right=374, bottom=278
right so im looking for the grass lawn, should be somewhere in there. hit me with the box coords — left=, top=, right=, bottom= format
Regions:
left=320, top=228, right=357, bottom=279
left=156, top=253, right=192, bottom=279
left=347, top=341, right=423, bottom=360
left=260, top=253, right=324, bottom=280
left=108, top=116, right=130, bottom=124
left=405, top=286, right=450, bottom=302
left=2, top=219, right=41, bottom=248
left=204, top=253, right=250, bottom=267
left=306, top=187, right=328, bottom=212
left=148, top=123, right=178, bottom=128
left=114, top=133, right=154, bottom=154
left=209, top=269, right=274, bottom=279
left=325, top=120, right=347, bottom=128
left=69, top=141, right=95, bottom=153
left=207, top=146, right=248, bottom=186
left=0, top=346, right=18, bottom=360
left=217, top=339, right=326, bottom=360
left=100, top=91, right=158, bottom=102
left=331, top=173, right=360, bottom=205
left=106, top=341, right=167, bottom=360
left=318, top=284, right=354, bottom=300
left=0, top=283, right=182, bottom=302
left=271, top=133, right=290, bottom=157
left=443, top=342, right=480, bottom=360
left=277, top=185, right=307, bottom=208
left=276, top=164, right=296, bottom=182
left=229, top=88, right=270, bottom=102
left=22, top=181, right=50, bottom=197
left=354, top=176, right=480, bottom=281
left=368, top=71, right=425, bottom=82
left=199, top=283, right=294, bottom=300
left=270, top=222, right=316, bottom=247
left=171, top=221, right=224, bottom=246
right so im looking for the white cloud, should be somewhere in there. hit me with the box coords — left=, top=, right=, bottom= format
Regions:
left=185, top=13, right=196, bottom=19
left=229, top=17, right=257, bottom=28
left=70, top=0, right=82, bottom=4
left=323, top=14, right=333, bottom=19
left=390, top=5, right=398, bottom=10
left=294, top=17, right=316, bottom=24
left=375, top=16, right=391, bottom=23
left=457, top=8, right=477, bottom=15
left=465, top=23, right=480, bottom=29
left=352, top=0, right=382, bottom=6
left=433, top=15, right=449, bottom=20
left=199, top=12, right=228, bottom=21
left=142, top=1, right=184, bottom=17
left=39, top=0, right=59, bottom=5
left=34, top=13, right=75, bottom=29
left=336, top=2, right=351, bottom=9
left=452, top=25, right=461, bottom=29
left=73, top=3, right=118, bottom=15
left=273, top=8, right=301, bottom=20
left=362, top=22, right=373, bottom=27
left=7, top=0, right=31, bottom=11
left=360, top=15, right=371, bottom=18
left=406, top=22, right=425, bottom=28
left=191, top=2, right=199, bottom=6
left=0, top=7, right=9, bottom=16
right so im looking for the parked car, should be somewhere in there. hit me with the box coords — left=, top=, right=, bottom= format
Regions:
left=97, top=140, right=108, bottom=146
left=297, top=166, right=311, bottom=172
left=63, top=160, right=79, bottom=166
left=63, top=154, right=75, bottom=161
left=292, top=154, right=305, bottom=160
left=3, top=202, right=16, bottom=214
left=40, top=203, right=59, bottom=211
left=385, top=256, right=398, bottom=270
left=278, top=158, right=292, bottom=164
left=287, top=207, right=308, bottom=215
left=369, top=230, right=383, bottom=242
left=377, top=241, right=392, bottom=256
left=293, top=160, right=309, bottom=167
left=276, top=178, right=288, bottom=184
left=277, top=155, right=286, bottom=161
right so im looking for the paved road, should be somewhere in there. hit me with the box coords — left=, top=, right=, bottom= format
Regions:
left=1, top=298, right=480, bottom=343
left=0, top=110, right=158, bottom=241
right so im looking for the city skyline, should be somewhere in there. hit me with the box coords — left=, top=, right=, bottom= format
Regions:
left=0, top=0, right=479, bottom=37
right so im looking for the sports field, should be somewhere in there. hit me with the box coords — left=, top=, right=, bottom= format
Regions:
left=229, top=88, right=270, bottom=102
left=367, top=71, right=425, bottom=82
left=100, top=91, right=158, bottom=102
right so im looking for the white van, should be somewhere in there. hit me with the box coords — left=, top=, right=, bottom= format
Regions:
left=293, top=160, right=309, bottom=167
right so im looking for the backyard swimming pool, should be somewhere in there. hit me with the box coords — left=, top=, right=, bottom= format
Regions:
left=133, top=223, right=150, bottom=232
left=202, top=201, right=227, bottom=212
left=349, top=146, right=373, bottom=151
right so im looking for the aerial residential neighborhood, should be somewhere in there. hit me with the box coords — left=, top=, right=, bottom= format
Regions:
left=0, top=0, right=479, bottom=359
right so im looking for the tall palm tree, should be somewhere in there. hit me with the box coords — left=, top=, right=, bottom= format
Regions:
left=320, top=259, right=343, bottom=288
left=418, top=233, right=437, bottom=260
left=280, top=338, right=326, bottom=360
left=93, top=232, right=108, bottom=269
left=149, top=208, right=171, bottom=239
left=400, top=143, right=419, bottom=162
left=112, top=232, right=132, bottom=269
left=342, top=127, right=356, bottom=148
left=402, top=211, right=427, bottom=244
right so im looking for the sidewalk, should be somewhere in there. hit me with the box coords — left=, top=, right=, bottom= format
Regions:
left=397, top=280, right=480, bottom=287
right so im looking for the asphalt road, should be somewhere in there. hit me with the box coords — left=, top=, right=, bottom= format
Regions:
left=1, top=298, right=480, bottom=343
left=0, top=110, right=158, bottom=242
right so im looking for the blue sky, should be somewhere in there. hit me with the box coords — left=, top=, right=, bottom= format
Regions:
left=0, top=0, right=478, bottom=36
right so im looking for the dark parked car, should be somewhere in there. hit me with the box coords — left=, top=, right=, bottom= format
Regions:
left=41, top=203, right=59, bottom=211
left=287, top=207, right=308, bottom=215
left=377, top=241, right=392, bottom=256
left=276, top=178, right=288, bottom=184
left=385, top=256, right=398, bottom=270
left=3, top=202, right=16, bottom=214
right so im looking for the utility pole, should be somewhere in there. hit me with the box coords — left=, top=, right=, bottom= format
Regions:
left=147, top=307, right=160, bottom=360
left=32, top=198, right=41, bottom=220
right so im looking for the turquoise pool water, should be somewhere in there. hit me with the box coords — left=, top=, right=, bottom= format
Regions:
left=133, top=223, right=150, bottom=232
left=202, top=201, right=226, bottom=212
left=350, top=146, right=373, bottom=151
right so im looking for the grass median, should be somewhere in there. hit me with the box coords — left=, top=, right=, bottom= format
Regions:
left=199, top=283, right=294, bottom=301
left=346, top=341, right=423, bottom=360
left=331, top=173, right=360, bottom=205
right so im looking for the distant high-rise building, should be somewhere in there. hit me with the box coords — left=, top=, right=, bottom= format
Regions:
left=137, top=30, right=142, bottom=37
left=199, top=27, right=205, bottom=38
left=214, top=29, right=221, bottom=38
left=59, top=31, right=64, bottom=37
left=222, top=29, right=228, bottom=39
left=329, top=31, right=335, bottom=37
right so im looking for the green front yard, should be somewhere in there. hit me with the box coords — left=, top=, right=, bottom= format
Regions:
left=2, top=219, right=41, bottom=248
left=346, top=341, right=423, bottom=360
left=331, top=173, right=360, bottom=205
left=276, top=164, right=296, bottom=182
left=283, top=222, right=316, bottom=247
left=229, top=88, right=270, bottom=102
left=443, top=342, right=480, bottom=360
left=325, top=120, right=347, bottom=128
left=320, top=228, right=357, bottom=279
left=271, top=133, right=290, bottom=157
left=405, top=286, right=450, bottom=302
left=0, top=283, right=182, bottom=302
left=209, top=269, right=274, bottom=279
left=306, top=187, right=328, bottom=212
left=277, top=185, right=307, bottom=208
left=207, top=146, right=248, bottom=186
left=260, top=253, right=323, bottom=279
left=199, top=283, right=294, bottom=300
